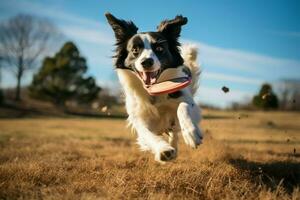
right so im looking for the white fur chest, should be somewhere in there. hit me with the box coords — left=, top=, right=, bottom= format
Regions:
left=116, top=69, right=182, bottom=134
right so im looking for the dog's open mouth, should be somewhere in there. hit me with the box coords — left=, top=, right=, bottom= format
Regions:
left=137, top=70, right=160, bottom=85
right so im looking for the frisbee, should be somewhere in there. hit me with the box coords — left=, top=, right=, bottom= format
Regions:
left=145, top=77, right=191, bottom=95
left=143, top=67, right=192, bottom=96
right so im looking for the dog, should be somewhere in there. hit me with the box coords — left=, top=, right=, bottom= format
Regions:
left=105, top=12, right=203, bottom=163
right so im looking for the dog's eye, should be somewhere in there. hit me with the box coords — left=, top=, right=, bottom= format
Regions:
left=155, top=46, right=164, bottom=52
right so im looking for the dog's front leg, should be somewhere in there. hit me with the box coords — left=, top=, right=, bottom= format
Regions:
left=133, top=120, right=176, bottom=162
left=177, top=101, right=203, bottom=148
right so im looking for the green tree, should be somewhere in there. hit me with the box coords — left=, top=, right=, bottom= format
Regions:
left=29, top=42, right=101, bottom=107
left=252, top=83, right=279, bottom=110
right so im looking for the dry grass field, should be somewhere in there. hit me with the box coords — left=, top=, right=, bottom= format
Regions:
left=0, top=110, right=299, bottom=199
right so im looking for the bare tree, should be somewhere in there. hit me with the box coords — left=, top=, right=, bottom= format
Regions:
left=0, top=14, right=60, bottom=101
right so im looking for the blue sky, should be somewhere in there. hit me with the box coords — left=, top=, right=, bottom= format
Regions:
left=0, top=0, right=300, bottom=107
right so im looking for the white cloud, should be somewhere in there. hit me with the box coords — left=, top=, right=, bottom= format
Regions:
left=1, top=0, right=102, bottom=28
left=183, top=39, right=300, bottom=76
left=1, top=0, right=114, bottom=47
left=204, top=71, right=263, bottom=85
left=60, top=25, right=114, bottom=46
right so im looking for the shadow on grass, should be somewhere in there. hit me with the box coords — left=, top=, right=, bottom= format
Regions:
left=202, top=114, right=234, bottom=120
left=266, top=151, right=300, bottom=158
left=1, top=103, right=234, bottom=120
left=229, top=158, right=300, bottom=193
left=223, top=139, right=300, bottom=145
left=0, top=103, right=46, bottom=118
left=65, top=110, right=127, bottom=119
left=0, top=103, right=127, bottom=119
left=65, top=112, right=234, bottom=120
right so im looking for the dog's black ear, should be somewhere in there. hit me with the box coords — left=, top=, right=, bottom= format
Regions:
left=105, top=12, right=138, bottom=43
left=157, top=15, right=187, bottom=67
left=157, top=15, right=187, bottom=39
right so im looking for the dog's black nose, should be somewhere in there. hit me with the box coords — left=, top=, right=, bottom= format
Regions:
left=141, top=58, right=154, bottom=68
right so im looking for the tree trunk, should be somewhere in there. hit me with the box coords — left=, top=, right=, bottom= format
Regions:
left=15, top=55, right=24, bottom=102
left=15, top=70, right=22, bottom=101
left=15, top=54, right=24, bottom=101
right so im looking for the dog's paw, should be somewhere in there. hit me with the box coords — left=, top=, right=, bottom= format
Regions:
left=181, top=125, right=203, bottom=149
left=155, top=146, right=177, bottom=163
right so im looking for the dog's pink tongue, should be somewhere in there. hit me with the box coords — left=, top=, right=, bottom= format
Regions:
left=142, top=72, right=157, bottom=85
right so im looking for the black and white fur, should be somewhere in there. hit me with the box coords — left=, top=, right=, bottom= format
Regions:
left=105, top=13, right=203, bottom=163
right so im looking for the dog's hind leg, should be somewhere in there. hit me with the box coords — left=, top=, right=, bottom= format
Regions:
left=177, top=101, right=203, bottom=148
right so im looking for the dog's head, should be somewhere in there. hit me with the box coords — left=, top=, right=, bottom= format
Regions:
left=105, top=12, right=187, bottom=85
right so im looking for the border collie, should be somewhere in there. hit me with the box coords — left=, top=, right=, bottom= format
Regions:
left=105, top=13, right=203, bottom=163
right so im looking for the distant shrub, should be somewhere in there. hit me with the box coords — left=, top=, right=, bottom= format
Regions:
left=252, top=83, right=279, bottom=110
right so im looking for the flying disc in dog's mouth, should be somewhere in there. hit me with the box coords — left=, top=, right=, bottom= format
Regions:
left=134, top=66, right=192, bottom=96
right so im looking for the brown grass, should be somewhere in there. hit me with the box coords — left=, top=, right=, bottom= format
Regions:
left=0, top=110, right=299, bottom=199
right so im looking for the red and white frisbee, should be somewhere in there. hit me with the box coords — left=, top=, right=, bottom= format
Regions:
left=145, top=77, right=191, bottom=95
left=143, top=67, right=192, bottom=96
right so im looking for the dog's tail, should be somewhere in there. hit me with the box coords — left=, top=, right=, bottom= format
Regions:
left=181, top=44, right=201, bottom=96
